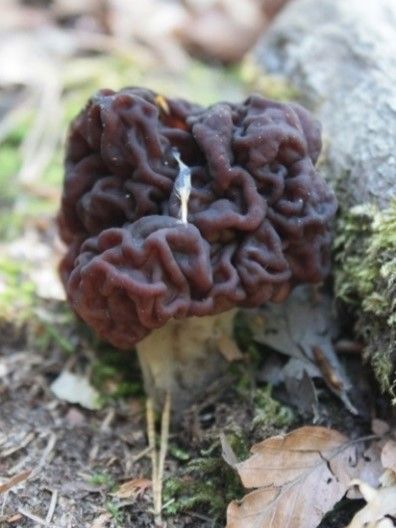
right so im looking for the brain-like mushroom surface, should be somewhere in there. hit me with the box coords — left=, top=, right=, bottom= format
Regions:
left=58, top=87, right=337, bottom=349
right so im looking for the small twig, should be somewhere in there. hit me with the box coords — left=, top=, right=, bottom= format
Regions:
left=38, top=433, right=57, bottom=469
left=147, top=399, right=157, bottom=479
left=186, top=510, right=216, bottom=523
left=45, top=489, right=58, bottom=525
left=0, top=432, right=35, bottom=459
left=172, top=149, right=191, bottom=224
left=89, top=443, right=99, bottom=462
left=146, top=394, right=172, bottom=527
left=155, top=392, right=171, bottom=524
left=334, top=339, right=364, bottom=354
left=131, top=445, right=153, bottom=464
left=0, top=470, right=32, bottom=495
left=18, top=507, right=49, bottom=526
left=100, top=408, right=116, bottom=432
left=146, top=398, right=158, bottom=510
left=30, top=432, right=57, bottom=479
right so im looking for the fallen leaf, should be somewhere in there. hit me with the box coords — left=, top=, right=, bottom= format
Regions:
left=312, top=345, right=344, bottom=392
left=5, top=514, right=23, bottom=524
left=381, top=440, right=396, bottom=473
left=346, top=479, right=396, bottom=528
left=113, top=478, right=152, bottom=499
left=380, top=439, right=396, bottom=487
left=249, top=286, right=357, bottom=413
left=259, top=355, right=319, bottom=418
left=226, top=426, right=375, bottom=528
left=284, top=364, right=318, bottom=417
left=355, top=443, right=385, bottom=490
left=90, top=513, right=112, bottom=528
left=65, top=407, right=86, bottom=426
left=51, top=371, right=102, bottom=410
left=221, top=433, right=238, bottom=468
left=371, top=419, right=390, bottom=437
left=379, top=469, right=396, bottom=487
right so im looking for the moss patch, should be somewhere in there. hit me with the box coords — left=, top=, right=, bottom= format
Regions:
left=252, top=386, right=295, bottom=429
left=334, top=200, right=396, bottom=399
left=163, top=433, right=247, bottom=522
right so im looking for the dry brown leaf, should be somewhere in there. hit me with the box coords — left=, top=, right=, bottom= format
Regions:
left=113, top=478, right=152, bottom=499
left=5, top=513, right=23, bottom=524
left=226, top=426, right=372, bottom=528
left=346, top=479, right=396, bottom=528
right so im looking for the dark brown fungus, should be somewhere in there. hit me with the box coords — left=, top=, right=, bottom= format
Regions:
left=58, top=87, right=337, bottom=411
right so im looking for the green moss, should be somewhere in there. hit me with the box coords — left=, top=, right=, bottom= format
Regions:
left=163, top=433, right=247, bottom=522
left=91, top=345, right=144, bottom=401
left=0, top=257, right=36, bottom=320
left=334, top=200, right=396, bottom=399
left=252, top=386, right=295, bottom=429
left=168, top=445, right=191, bottom=462
left=106, top=501, right=125, bottom=526
left=89, top=471, right=115, bottom=489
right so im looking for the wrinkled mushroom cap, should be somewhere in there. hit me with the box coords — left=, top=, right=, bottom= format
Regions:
left=58, top=88, right=337, bottom=349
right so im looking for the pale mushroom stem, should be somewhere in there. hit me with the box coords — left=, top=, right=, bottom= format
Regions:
left=136, top=310, right=237, bottom=416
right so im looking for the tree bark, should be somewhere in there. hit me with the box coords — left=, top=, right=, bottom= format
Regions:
left=254, top=0, right=396, bottom=393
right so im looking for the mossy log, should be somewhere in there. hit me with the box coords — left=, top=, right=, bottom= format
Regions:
left=254, top=0, right=396, bottom=396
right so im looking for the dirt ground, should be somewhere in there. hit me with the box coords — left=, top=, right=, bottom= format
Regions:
left=0, top=316, right=225, bottom=528
left=0, top=290, right=388, bottom=528
left=0, top=313, right=278, bottom=527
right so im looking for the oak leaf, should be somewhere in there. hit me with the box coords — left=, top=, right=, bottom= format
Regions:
left=226, top=426, right=367, bottom=528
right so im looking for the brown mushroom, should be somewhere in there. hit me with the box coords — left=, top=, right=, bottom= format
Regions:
left=58, top=87, right=337, bottom=414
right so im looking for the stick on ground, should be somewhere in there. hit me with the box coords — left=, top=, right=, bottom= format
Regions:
left=146, top=393, right=171, bottom=526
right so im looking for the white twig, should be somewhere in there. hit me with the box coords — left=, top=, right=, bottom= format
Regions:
left=18, top=508, right=49, bottom=526
left=45, top=489, right=58, bottom=525
left=172, top=149, right=191, bottom=224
